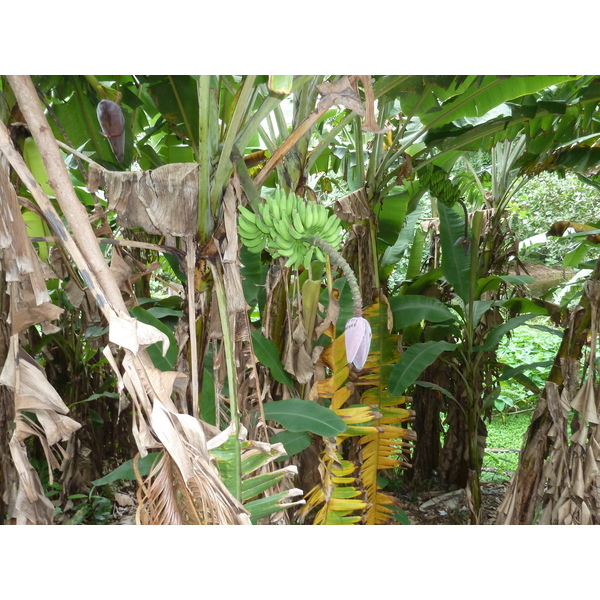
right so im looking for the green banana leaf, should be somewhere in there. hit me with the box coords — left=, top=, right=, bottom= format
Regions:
left=380, top=205, right=423, bottom=268
left=92, top=452, right=163, bottom=486
left=263, top=398, right=347, bottom=437
left=438, top=201, right=471, bottom=303
left=417, top=76, right=579, bottom=129
left=129, top=306, right=178, bottom=371
left=389, top=295, right=457, bottom=331
left=270, top=430, right=312, bottom=462
left=477, top=313, right=538, bottom=352
left=251, top=330, right=294, bottom=388
left=389, top=340, right=457, bottom=396
left=244, top=489, right=304, bottom=525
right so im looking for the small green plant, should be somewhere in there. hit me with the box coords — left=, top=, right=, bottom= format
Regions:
left=62, top=488, right=113, bottom=525
left=495, top=322, right=561, bottom=413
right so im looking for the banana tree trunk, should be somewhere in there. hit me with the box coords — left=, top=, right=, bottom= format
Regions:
left=497, top=257, right=600, bottom=524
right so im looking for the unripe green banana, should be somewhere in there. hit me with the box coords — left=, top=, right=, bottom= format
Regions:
left=284, top=254, right=299, bottom=269
left=419, top=164, right=460, bottom=208
left=276, top=244, right=297, bottom=258
left=244, top=235, right=267, bottom=253
left=238, top=213, right=264, bottom=243
left=302, top=201, right=314, bottom=229
left=269, top=195, right=282, bottom=221
left=254, top=215, right=270, bottom=235
left=314, top=247, right=326, bottom=262
left=259, top=202, right=274, bottom=228
left=291, top=209, right=307, bottom=237
left=302, top=247, right=315, bottom=270
left=286, top=191, right=296, bottom=214
left=238, top=205, right=258, bottom=225
left=321, top=213, right=342, bottom=242
left=272, top=211, right=292, bottom=240
left=281, top=211, right=304, bottom=241
left=272, top=234, right=295, bottom=251
left=312, top=203, right=327, bottom=229
left=297, top=201, right=309, bottom=229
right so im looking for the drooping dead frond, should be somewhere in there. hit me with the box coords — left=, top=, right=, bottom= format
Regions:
left=135, top=446, right=251, bottom=525
left=537, top=280, right=600, bottom=524
left=0, top=152, right=80, bottom=523
left=1, top=77, right=253, bottom=525
left=135, top=451, right=184, bottom=525
left=135, top=450, right=248, bottom=525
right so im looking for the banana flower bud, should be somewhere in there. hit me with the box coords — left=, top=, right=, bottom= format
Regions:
left=344, top=316, right=372, bottom=369
left=97, top=99, right=125, bottom=163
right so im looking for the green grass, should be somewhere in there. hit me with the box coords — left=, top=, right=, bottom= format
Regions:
left=481, top=412, right=532, bottom=482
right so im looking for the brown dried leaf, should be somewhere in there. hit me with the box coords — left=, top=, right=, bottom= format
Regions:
left=0, top=155, right=51, bottom=304
left=146, top=403, right=250, bottom=524
left=357, top=75, right=394, bottom=134
left=109, top=310, right=170, bottom=356
left=315, top=296, right=340, bottom=339
left=109, top=250, right=134, bottom=296
left=12, top=301, right=64, bottom=334
left=316, top=76, right=365, bottom=116
left=114, top=492, right=135, bottom=507
left=571, top=379, right=600, bottom=424
left=547, top=220, right=600, bottom=243
left=8, top=437, right=54, bottom=524
left=88, top=162, right=199, bottom=237
left=334, top=187, right=371, bottom=223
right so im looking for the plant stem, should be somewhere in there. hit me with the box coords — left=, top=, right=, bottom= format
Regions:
left=209, top=262, right=242, bottom=501
left=197, top=76, right=212, bottom=235
left=308, top=235, right=363, bottom=317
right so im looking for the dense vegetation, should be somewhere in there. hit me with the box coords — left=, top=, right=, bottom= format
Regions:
left=1, top=75, right=599, bottom=525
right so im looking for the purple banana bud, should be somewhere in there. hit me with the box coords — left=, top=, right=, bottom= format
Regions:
left=97, top=99, right=125, bottom=163
left=453, top=236, right=470, bottom=255
left=344, top=316, right=372, bottom=370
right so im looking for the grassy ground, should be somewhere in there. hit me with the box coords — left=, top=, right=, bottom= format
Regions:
left=481, top=412, right=532, bottom=482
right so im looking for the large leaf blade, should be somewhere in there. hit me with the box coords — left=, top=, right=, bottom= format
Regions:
left=381, top=206, right=422, bottom=268
left=270, top=430, right=312, bottom=461
left=438, top=201, right=471, bottom=303
left=92, top=452, right=163, bottom=486
left=389, top=340, right=457, bottom=396
left=263, top=399, right=347, bottom=437
left=418, top=75, right=578, bottom=128
left=478, top=313, right=538, bottom=352
left=389, top=295, right=457, bottom=331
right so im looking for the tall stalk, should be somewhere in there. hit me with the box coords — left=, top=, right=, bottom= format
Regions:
left=210, top=262, right=242, bottom=501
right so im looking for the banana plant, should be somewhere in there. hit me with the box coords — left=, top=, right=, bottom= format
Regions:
left=3, top=74, right=599, bottom=526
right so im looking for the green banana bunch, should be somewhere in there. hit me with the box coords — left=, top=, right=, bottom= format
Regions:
left=418, top=163, right=461, bottom=207
left=238, top=189, right=343, bottom=270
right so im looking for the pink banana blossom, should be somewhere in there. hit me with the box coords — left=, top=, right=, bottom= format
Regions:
left=344, top=316, right=372, bottom=369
